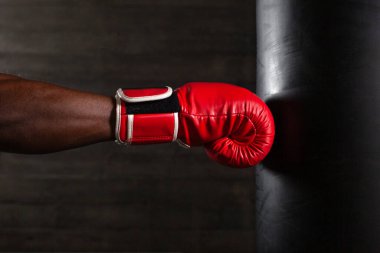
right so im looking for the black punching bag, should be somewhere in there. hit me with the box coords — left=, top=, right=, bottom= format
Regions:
left=256, top=1, right=380, bottom=252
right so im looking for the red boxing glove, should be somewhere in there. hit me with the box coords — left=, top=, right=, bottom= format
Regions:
left=115, top=82, right=275, bottom=168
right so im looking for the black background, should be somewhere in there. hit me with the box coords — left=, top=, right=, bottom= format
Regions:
left=0, top=0, right=256, bottom=252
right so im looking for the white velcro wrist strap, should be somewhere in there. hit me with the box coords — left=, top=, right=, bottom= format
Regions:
left=116, top=86, right=172, bottom=103
left=114, top=95, right=124, bottom=144
left=114, top=86, right=179, bottom=145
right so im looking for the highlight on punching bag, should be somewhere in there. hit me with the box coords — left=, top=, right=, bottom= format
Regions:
left=256, top=0, right=380, bottom=252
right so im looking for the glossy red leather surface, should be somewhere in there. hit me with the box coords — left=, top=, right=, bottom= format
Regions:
left=122, top=87, right=169, bottom=98
left=176, top=82, right=275, bottom=168
left=130, top=113, right=176, bottom=144
left=117, top=82, right=275, bottom=168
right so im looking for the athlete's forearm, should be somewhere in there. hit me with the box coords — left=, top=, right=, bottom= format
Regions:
left=0, top=74, right=115, bottom=153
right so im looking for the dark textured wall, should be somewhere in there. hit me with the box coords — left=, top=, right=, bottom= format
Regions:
left=0, top=0, right=256, bottom=252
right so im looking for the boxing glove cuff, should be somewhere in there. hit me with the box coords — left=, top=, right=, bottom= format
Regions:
left=115, top=86, right=180, bottom=145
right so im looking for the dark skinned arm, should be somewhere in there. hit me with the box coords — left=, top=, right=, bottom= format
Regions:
left=0, top=74, right=115, bottom=153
